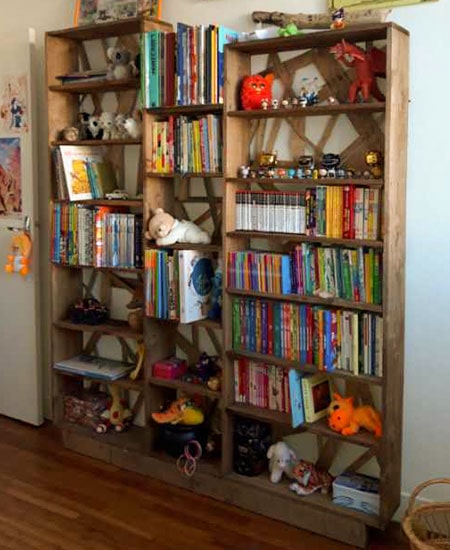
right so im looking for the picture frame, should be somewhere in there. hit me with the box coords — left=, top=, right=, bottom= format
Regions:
left=74, top=0, right=151, bottom=27
left=138, top=0, right=162, bottom=18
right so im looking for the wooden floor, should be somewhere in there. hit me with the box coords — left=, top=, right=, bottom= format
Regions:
left=0, top=416, right=409, bottom=550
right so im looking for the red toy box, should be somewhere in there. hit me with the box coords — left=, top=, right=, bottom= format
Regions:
left=153, top=357, right=187, bottom=379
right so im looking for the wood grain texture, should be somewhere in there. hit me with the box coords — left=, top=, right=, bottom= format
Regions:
left=0, top=417, right=409, bottom=550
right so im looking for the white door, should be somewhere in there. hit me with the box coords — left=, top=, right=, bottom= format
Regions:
left=0, top=29, right=42, bottom=425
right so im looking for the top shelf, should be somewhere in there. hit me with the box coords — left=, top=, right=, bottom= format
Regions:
left=147, top=104, right=223, bottom=116
left=227, top=23, right=409, bottom=55
left=228, top=103, right=385, bottom=119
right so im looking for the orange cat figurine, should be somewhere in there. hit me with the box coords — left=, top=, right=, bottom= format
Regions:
left=240, top=73, right=274, bottom=110
left=328, top=393, right=382, bottom=438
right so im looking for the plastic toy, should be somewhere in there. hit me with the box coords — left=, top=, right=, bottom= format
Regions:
left=240, top=73, right=274, bottom=111
left=105, top=189, right=129, bottom=200
left=267, top=441, right=297, bottom=483
left=298, top=77, right=319, bottom=107
left=4, top=229, right=32, bottom=277
left=330, top=8, right=345, bottom=30
left=271, top=98, right=279, bottom=110
left=289, top=460, right=333, bottom=496
left=320, top=153, right=341, bottom=178
left=68, top=297, right=109, bottom=325
left=106, top=46, right=134, bottom=80
left=298, top=155, right=314, bottom=178
left=330, top=40, right=386, bottom=103
left=365, top=150, right=383, bottom=178
left=96, top=385, right=133, bottom=433
left=151, top=397, right=204, bottom=425
left=278, top=23, right=302, bottom=37
left=261, top=99, right=269, bottom=110
left=145, top=207, right=211, bottom=246
left=328, top=393, right=383, bottom=437
left=239, top=165, right=250, bottom=178
left=99, top=111, right=116, bottom=140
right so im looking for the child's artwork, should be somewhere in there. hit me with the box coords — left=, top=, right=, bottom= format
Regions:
left=139, top=0, right=162, bottom=17
left=0, top=75, right=29, bottom=134
left=0, top=138, right=22, bottom=216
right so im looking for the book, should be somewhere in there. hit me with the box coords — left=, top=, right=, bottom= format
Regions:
left=289, top=369, right=305, bottom=428
left=54, top=355, right=135, bottom=381
left=301, top=372, right=333, bottom=423
left=178, top=250, right=214, bottom=323
left=88, top=160, right=117, bottom=198
left=59, top=146, right=105, bottom=201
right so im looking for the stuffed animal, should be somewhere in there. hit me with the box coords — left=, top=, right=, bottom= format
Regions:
left=240, top=73, right=274, bottom=111
left=124, top=117, right=142, bottom=139
left=289, top=459, right=333, bottom=496
left=99, top=112, right=116, bottom=140
left=88, top=115, right=103, bottom=140
left=327, top=393, right=383, bottom=437
left=96, top=385, right=133, bottom=433
left=152, top=397, right=204, bottom=425
left=4, top=230, right=32, bottom=277
left=78, top=112, right=94, bottom=140
left=146, top=208, right=211, bottom=246
left=114, top=113, right=128, bottom=139
left=267, top=441, right=297, bottom=483
left=106, top=46, right=134, bottom=81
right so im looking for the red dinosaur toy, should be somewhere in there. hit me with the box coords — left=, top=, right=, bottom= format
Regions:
left=330, top=40, right=386, bottom=103
left=328, top=393, right=383, bottom=438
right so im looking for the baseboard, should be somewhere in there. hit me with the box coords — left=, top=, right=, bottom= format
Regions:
left=393, top=491, right=431, bottom=523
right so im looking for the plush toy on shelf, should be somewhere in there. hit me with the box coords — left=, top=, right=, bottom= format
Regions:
left=99, top=111, right=116, bottom=140
left=240, top=73, right=274, bottom=111
left=327, top=393, right=383, bottom=438
left=267, top=441, right=297, bottom=483
left=151, top=397, right=204, bottom=426
left=106, top=46, right=134, bottom=80
left=96, top=385, right=133, bottom=433
left=289, top=459, right=333, bottom=496
left=146, top=208, right=211, bottom=246
left=124, top=116, right=142, bottom=139
left=4, top=228, right=32, bottom=277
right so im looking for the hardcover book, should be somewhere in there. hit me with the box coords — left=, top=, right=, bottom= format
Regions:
left=54, top=355, right=135, bottom=381
left=178, top=250, right=214, bottom=323
left=59, top=145, right=105, bottom=201
left=289, top=369, right=305, bottom=428
left=301, top=372, right=333, bottom=423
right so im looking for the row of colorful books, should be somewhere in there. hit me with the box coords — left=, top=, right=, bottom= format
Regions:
left=235, top=187, right=380, bottom=240
left=232, top=298, right=383, bottom=376
left=142, top=24, right=238, bottom=108
left=227, top=246, right=382, bottom=304
left=51, top=203, right=143, bottom=268
left=150, top=115, right=222, bottom=174
left=144, top=249, right=214, bottom=323
left=53, top=146, right=118, bottom=201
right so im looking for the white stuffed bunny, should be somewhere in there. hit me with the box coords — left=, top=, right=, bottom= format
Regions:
left=267, top=442, right=297, bottom=483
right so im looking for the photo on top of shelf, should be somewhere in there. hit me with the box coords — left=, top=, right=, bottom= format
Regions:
left=74, top=0, right=150, bottom=25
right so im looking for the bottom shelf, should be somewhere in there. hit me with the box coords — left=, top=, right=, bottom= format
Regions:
left=61, top=422, right=146, bottom=453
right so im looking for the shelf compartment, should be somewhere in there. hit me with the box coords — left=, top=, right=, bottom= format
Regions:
left=227, top=288, right=382, bottom=314
left=49, top=78, right=139, bottom=94
left=146, top=172, right=223, bottom=179
left=227, top=177, right=383, bottom=188
left=227, top=350, right=383, bottom=386
left=146, top=104, right=223, bottom=116
left=51, top=262, right=144, bottom=273
left=61, top=422, right=146, bottom=452
left=54, top=369, right=145, bottom=391
left=226, top=473, right=381, bottom=528
left=145, top=317, right=222, bottom=330
left=227, top=103, right=385, bottom=120
left=148, top=448, right=221, bottom=477
left=149, top=376, right=221, bottom=399
left=227, top=402, right=379, bottom=448
left=53, top=199, right=143, bottom=208
left=52, top=139, right=142, bottom=146
left=54, top=319, right=142, bottom=339
left=227, top=22, right=405, bottom=54
left=227, top=231, right=383, bottom=249
left=145, top=242, right=222, bottom=253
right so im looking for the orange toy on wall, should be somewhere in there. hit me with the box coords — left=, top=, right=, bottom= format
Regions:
left=240, top=74, right=274, bottom=111
left=327, top=393, right=382, bottom=438
left=4, top=230, right=32, bottom=277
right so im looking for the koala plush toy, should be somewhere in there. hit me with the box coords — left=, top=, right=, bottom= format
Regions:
left=146, top=208, right=211, bottom=247
left=106, top=47, right=133, bottom=80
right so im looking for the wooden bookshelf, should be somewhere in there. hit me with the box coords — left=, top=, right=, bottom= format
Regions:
left=49, top=78, right=140, bottom=94
left=52, top=138, right=142, bottom=146
left=228, top=177, right=384, bottom=188
left=53, top=198, right=143, bottom=207
left=53, top=319, right=143, bottom=339
left=147, top=104, right=223, bottom=116
left=149, top=376, right=222, bottom=400
left=54, top=369, right=145, bottom=391
left=227, top=103, right=385, bottom=119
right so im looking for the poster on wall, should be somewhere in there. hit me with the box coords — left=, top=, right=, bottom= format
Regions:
left=0, top=138, right=21, bottom=216
left=0, top=75, right=29, bottom=134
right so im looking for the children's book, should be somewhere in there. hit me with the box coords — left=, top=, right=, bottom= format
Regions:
left=288, top=369, right=305, bottom=428
left=88, top=160, right=117, bottom=198
left=54, top=355, right=134, bottom=380
left=59, top=146, right=105, bottom=201
left=178, top=250, right=214, bottom=323
left=301, top=372, right=333, bottom=423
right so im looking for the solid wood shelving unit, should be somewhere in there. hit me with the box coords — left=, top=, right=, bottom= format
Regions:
left=46, top=18, right=408, bottom=548
left=52, top=138, right=142, bottom=146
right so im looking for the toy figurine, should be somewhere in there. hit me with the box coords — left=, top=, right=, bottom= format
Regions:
left=271, top=98, right=279, bottom=110
left=291, top=97, right=299, bottom=108
left=4, top=229, right=32, bottom=277
left=330, top=8, right=345, bottom=30
left=296, top=167, right=304, bottom=178
left=321, top=153, right=341, bottom=178
left=261, top=98, right=270, bottom=110
left=96, top=385, right=133, bottom=433
left=299, top=155, right=314, bottom=179
left=287, top=168, right=296, bottom=179
left=289, top=460, right=333, bottom=496
left=298, top=77, right=319, bottom=107
left=277, top=168, right=286, bottom=178
left=240, top=73, right=274, bottom=111
left=330, top=40, right=386, bottom=103
left=365, top=150, right=383, bottom=178
left=239, top=165, right=250, bottom=178
left=278, top=23, right=302, bottom=37
left=328, top=393, right=383, bottom=437
left=281, top=98, right=290, bottom=109
left=152, top=397, right=204, bottom=425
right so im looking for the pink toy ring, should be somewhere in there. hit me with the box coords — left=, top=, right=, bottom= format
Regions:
left=184, top=440, right=202, bottom=461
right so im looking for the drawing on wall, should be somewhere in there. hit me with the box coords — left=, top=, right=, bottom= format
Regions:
left=0, top=138, right=22, bottom=216
left=0, top=75, right=28, bottom=134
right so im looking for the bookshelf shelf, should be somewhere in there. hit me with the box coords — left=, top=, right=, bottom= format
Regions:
left=145, top=242, right=222, bottom=253
left=53, top=319, right=142, bottom=339
left=146, top=104, right=223, bottom=116
left=48, top=78, right=140, bottom=94
left=227, top=288, right=383, bottom=314
left=226, top=350, right=383, bottom=386
left=52, top=139, right=142, bottom=146
left=226, top=231, right=384, bottom=249
left=146, top=172, right=223, bottom=179
left=61, top=422, right=146, bottom=453
left=227, top=177, right=384, bottom=188
left=54, top=369, right=145, bottom=391
left=51, top=262, right=144, bottom=273
left=227, top=103, right=385, bottom=120
left=149, top=376, right=222, bottom=399
left=53, top=199, right=143, bottom=208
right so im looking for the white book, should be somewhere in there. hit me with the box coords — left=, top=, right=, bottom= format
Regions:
left=178, top=250, right=214, bottom=323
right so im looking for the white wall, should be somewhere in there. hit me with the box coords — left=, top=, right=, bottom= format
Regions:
left=0, top=0, right=448, bottom=511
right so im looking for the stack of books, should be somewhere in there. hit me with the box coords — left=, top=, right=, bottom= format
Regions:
left=56, top=69, right=108, bottom=85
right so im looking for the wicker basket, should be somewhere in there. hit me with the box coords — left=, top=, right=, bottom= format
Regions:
left=403, top=479, right=450, bottom=549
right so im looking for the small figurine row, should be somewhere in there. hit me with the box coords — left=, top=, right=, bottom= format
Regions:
left=60, top=111, right=142, bottom=142
left=238, top=151, right=383, bottom=180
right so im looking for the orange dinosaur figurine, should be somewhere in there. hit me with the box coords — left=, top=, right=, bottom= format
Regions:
left=4, top=230, right=32, bottom=276
left=328, top=393, right=382, bottom=438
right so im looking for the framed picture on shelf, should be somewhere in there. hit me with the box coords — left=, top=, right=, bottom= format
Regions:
left=74, top=0, right=141, bottom=26
left=138, top=0, right=162, bottom=18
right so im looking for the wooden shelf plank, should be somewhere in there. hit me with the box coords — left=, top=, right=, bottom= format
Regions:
left=51, top=263, right=143, bottom=273
left=49, top=78, right=139, bottom=94
left=145, top=242, right=222, bottom=253
left=227, top=403, right=379, bottom=448
left=144, top=316, right=222, bottom=329
left=227, top=177, right=383, bottom=188
left=227, top=103, right=385, bottom=120
left=227, top=231, right=383, bottom=249
left=149, top=376, right=221, bottom=399
left=52, top=139, right=141, bottom=146
left=146, top=172, right=223, bottom=179
left=146, top=104, right=223, bottom=116
left=226, top=350, right=383, bottom=386
left=227, top=288, right=383, bottom=314
left=54, top=369, right=145, bottom=391
left=226, top=473, right=382, bottom=528
left=54, top=319, right=142, bottom=339
left=227, top=23, right=407, bottom=54
left=53, top=198, right=143, bottom=207
left=47, top=17, right=143, bottom=40
left=61, top=422, right=145, bottom=452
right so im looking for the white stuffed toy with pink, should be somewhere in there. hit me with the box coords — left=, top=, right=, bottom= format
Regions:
left=146, top=208, right=211, bottom=246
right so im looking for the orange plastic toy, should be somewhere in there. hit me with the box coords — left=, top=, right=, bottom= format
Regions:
left=4, top=230, right=32, bottom=277
left=327, top=393, right=382, bottom=438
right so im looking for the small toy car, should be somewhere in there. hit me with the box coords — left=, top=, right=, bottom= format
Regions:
left=105, top=189, right=129, bottom=200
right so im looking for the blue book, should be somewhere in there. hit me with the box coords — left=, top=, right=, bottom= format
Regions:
left=281, top=255, right=292, bottom=294
left=289, top=369, right=305, bottom=428
left=217, top=26, right=239, bottom=103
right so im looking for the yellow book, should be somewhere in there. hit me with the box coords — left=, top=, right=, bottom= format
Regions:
left=326, top=187, right=333, bottom=237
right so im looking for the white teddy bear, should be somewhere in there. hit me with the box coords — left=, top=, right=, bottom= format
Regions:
left=267, top=441, right=297, bottom=484
left=146, top=208, right=211, bottom=247
left=99, top=112, right=116, bottom=140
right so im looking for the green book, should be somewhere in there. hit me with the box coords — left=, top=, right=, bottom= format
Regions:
left=90, top=161, right=118, bottom=198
